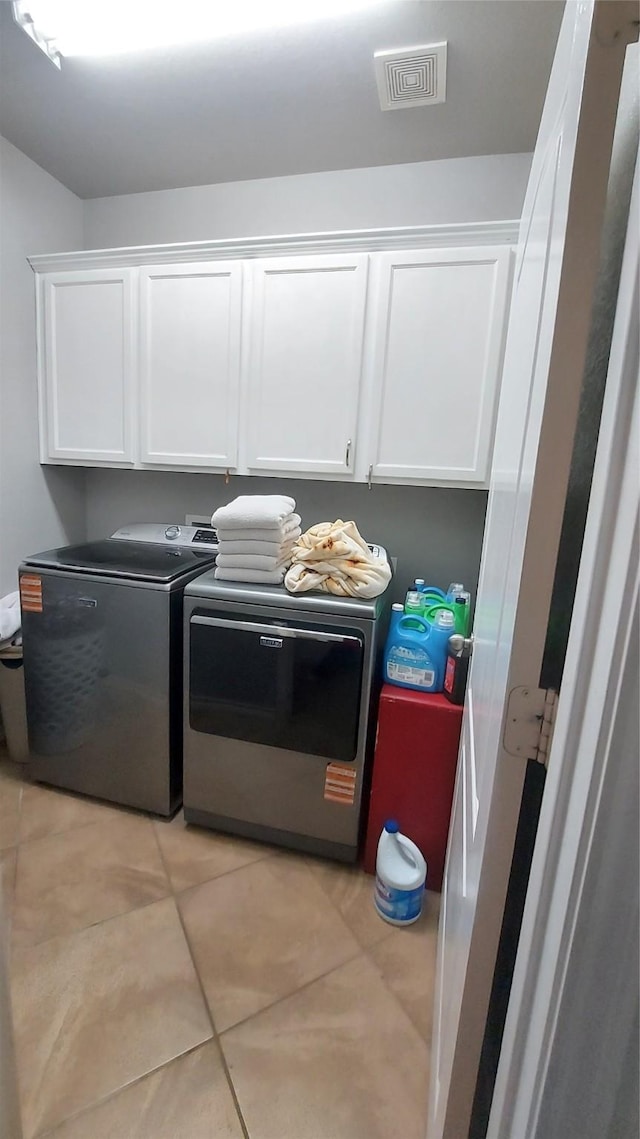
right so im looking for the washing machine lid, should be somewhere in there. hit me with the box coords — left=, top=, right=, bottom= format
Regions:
left=23, top=540, right=217, bottom=583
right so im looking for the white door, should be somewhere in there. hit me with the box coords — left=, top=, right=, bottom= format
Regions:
left=488, top=150, right=639, bottom=1139
left=245, top=254, right=368, bottom=475
left=139, top=262, right=242, bottom=467
left=41, top=269, right=134, bottom=464
left=428, top=4, right=635, bottom=1137
left=367, top=248, right=512, bottom=485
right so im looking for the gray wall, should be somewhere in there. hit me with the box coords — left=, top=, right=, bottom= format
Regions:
left=83, top=153, right=531, bottom=248
left=82, top=152, right=526, bottom=603
left=86, top=469, right=487, bottom=606
left=0, top=136, right=86, bottom=595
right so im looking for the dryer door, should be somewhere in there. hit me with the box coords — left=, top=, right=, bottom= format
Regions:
left=189, top=610, right=364, bottom=763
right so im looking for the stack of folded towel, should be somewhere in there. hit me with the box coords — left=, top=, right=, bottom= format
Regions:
left=212, top=495, right=301, bottom=585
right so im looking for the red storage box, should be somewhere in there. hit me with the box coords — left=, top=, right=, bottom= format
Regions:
left=363, top=685, right=463, bottom=891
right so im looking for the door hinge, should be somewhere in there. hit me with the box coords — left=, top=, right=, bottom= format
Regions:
left=503, top=686, right=559, bottom=768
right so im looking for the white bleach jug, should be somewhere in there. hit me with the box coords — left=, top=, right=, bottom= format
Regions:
left=374, top=820, right=427, bottom=926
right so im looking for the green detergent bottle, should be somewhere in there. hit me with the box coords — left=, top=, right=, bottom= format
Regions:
left=446, top=583, right=471, bottom=635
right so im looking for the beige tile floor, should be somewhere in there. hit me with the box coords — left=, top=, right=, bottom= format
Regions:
left=0, top=756, right=440, bottom=1139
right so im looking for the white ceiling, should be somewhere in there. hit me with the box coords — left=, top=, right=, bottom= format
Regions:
left=0, top=1, right=563, bottom=200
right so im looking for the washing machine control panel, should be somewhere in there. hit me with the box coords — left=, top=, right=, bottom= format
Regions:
left=192, top=528, right=218, bottom=545
left=111, top=523, right=219, bottom=551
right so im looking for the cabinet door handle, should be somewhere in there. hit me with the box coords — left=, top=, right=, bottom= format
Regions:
left=345, top=439, right=352, bottom=467
left=368, top=464, right=373, bottom=490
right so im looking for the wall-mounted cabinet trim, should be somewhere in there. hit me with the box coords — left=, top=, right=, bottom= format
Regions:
left=29, top=220, right=519, bottom=273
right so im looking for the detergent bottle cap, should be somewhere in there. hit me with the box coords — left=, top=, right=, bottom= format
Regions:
left=435, top=610, right=455, bottom=628
left=391, top=603, right=404, bottom=611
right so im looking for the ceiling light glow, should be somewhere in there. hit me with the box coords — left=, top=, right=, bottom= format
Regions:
left=13, top=0, right=388, bottom=60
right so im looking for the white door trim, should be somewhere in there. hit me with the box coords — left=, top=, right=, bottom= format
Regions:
left=488, top=153, right=639, bottom=1139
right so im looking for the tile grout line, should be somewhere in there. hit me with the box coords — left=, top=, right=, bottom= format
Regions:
left=306, top=860, right=436, bottom=1045
left=151, top=819, right=251, bottom=1139
left=218, top=944, right=365, bottom=1039
left=12, top=781, right=428, bottom=1128
left=158, top=833, right=403, bottom=1037
left=304, top=858, right=398, bottom=955
left=152, top=825, right=284, bottom=895
left=17, top=797, right=153, bottom=848
left=7, top=768, right=432, bottom=1129
left=25, top=822, right=249, bottom=1138
left=10, top=813, right=174, bottom=953
left=177, top=902, right=252, bottom=1139
left=10, top=889, right=175, bottom=955
left=360, top=935, right=433, bottom=1047
left=32, top=1038, right=221, bottom=1139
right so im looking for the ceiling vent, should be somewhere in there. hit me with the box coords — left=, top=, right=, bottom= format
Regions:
left=374, top=42, right=447, bottom=111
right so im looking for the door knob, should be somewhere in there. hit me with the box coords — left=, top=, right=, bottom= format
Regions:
left=448, top=633, right=474, bottom=658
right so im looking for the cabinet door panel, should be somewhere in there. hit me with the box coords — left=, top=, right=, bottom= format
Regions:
left=246, top=255, right=368, bottom=474
left=140, top=262, right=241, bottom=466
left=43, top=270, right=134, bottom=463
left=369, top=249, right=512, bottom=484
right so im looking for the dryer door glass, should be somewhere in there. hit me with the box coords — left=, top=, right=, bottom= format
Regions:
left=189, top=610, right=364, bottom=762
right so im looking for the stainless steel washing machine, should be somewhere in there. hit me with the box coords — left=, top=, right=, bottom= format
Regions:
left=20, top=523, right=219, bottom=815
left=183, top=553, right=391, bottom=861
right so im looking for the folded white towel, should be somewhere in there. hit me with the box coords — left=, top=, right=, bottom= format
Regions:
left=212, top=495, right=296, bottom=530
left=215, top=566, right=287, bottom=585
left=216, top=516, right=301, bottom=545
left=215, top=537, right=298, bottom=558
left=216, top=553, right=291, bottom=571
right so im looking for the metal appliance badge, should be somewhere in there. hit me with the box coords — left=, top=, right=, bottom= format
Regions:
left=260, top=636, right=283, bottom=649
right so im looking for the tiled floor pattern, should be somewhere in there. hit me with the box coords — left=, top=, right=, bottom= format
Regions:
left=0, top=757, right=439, bottom=1139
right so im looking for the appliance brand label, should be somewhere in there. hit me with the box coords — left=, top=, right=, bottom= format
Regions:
left=260, top=636, right=283, bottom=648
left=19, top=574, right=43, bottom=613
left=324, top=762, right=357, bottom=806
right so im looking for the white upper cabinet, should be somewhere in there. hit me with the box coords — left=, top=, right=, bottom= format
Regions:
left=40, top=269, right=134, bottom=463
left=366, top=247, right=512, bottom=484
left=244, top=254, right=369, bottom=475
left=33, top=228, right=517, bottom=484
left=139, top=262, right=242, bottom=467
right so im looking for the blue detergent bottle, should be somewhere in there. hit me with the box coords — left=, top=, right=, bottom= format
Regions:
left=383, top=613, right=439, bottom=693
left=389, top=602, right=405, bottom=630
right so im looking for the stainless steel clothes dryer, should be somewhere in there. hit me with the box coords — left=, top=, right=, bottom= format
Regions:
left=183, top=550, right=391, bottom=861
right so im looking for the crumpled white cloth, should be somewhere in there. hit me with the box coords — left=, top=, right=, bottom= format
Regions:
left=284, top=520, right=391, bottom=599
left=0, top=592, right=20, bottom=642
